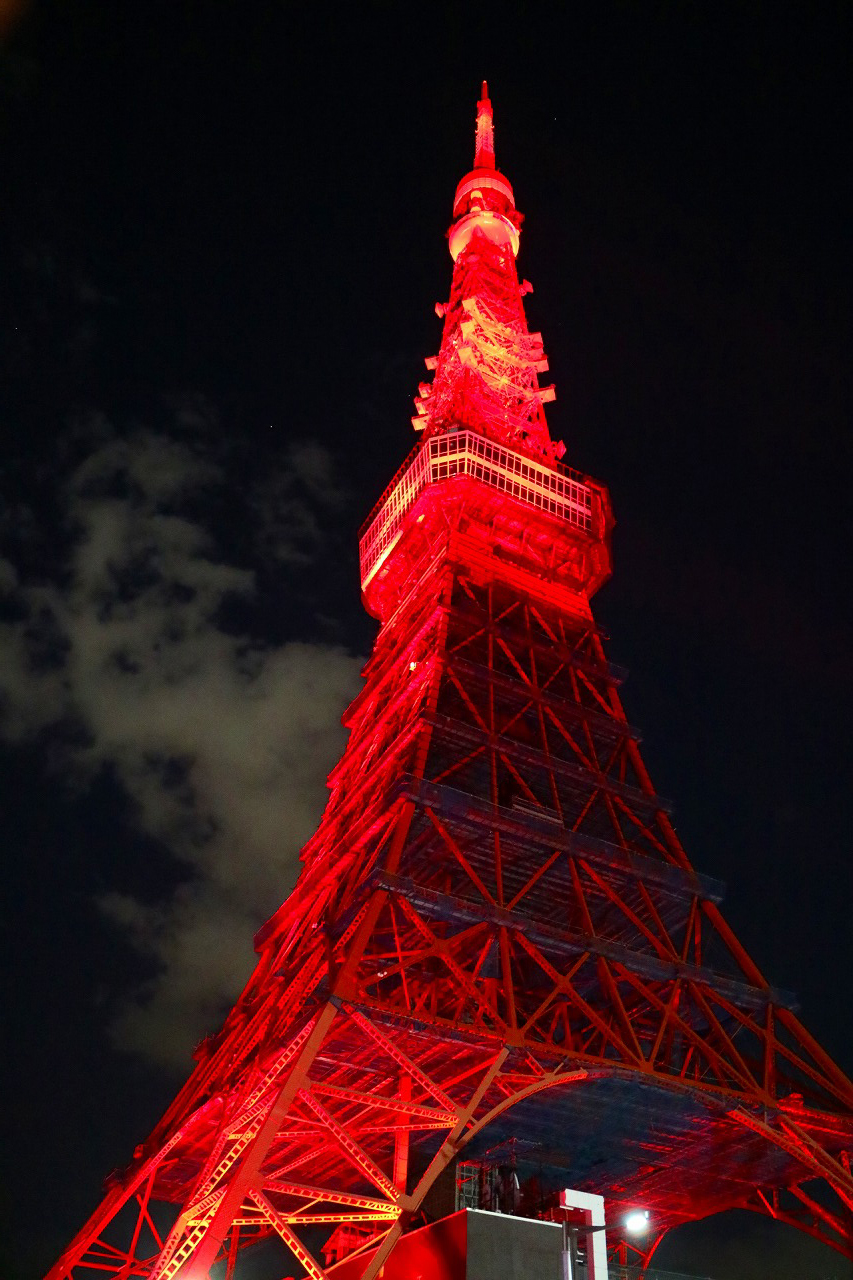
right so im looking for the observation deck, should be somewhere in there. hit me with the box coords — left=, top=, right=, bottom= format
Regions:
left=360, top=429, right=599, bottom=594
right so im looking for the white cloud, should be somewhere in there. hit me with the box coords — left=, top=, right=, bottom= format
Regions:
left=0, top=421, right=363, bottom=1067
left=0, top=556, right=18, bottom=592
left=252, top=438, right=348, bottom=565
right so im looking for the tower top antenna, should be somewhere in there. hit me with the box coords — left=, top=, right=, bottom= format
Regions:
left=451, top=82, right=518, bottom=257
left=474, top=80, right=495, bottom=170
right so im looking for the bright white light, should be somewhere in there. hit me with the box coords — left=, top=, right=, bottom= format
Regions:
left=625, top=1210, right=650, bottom=1235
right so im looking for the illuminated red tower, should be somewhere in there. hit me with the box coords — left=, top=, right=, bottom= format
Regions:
left=49, top=84, right=853, bottom=1280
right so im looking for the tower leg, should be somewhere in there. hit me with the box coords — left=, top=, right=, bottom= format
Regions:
left=154, top=1003, right=339, bottom=1279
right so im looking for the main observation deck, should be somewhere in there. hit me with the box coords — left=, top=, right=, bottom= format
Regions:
left=359, top=430, right=595, bottom=592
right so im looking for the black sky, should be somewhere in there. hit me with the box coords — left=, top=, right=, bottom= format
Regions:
left=1, top=3, right=851, bottom=1277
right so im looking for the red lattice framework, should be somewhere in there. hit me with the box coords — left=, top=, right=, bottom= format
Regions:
left=48, top=84, right=853, bottom=1280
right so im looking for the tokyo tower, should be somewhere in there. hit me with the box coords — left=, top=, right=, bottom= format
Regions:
left=49, top=84, right=853, bottom=1279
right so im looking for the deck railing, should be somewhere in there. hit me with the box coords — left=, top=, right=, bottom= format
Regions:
left=359, top=430, right=593, bottom=589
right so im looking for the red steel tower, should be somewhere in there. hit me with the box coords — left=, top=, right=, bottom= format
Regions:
left=49, top=84, right=853, bottom=1279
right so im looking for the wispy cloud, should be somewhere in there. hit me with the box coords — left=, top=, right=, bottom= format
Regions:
left=0, top=413, right=363, bottom=1067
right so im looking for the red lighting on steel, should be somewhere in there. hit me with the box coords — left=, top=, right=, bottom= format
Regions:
left=475, top=81, right=495, bottom=171
left=48, top=85, right=853, bottom=1280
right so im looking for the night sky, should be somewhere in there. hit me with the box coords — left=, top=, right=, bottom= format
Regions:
left=1, top=4, right=851, bottom=1277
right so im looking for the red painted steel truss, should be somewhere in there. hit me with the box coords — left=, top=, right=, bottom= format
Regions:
left=415, top=234, right=561, bottom=464
left=48, top=85, right=853, bottom=1279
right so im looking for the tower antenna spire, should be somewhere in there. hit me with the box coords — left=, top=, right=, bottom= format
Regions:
left=474, top=79, right=495, bottom=169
